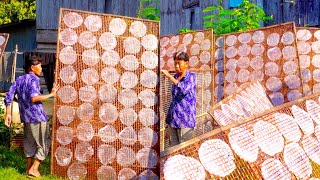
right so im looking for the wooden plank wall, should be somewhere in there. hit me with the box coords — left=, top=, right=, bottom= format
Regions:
left=36, top=0, right=141, bottom=30
left=161, top=0, right=320, bottom=36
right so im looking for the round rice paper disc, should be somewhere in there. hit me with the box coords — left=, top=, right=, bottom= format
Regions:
left=59, top=28, right=78, bottom=46
left=99, top=103, right=118, bottom=123
left=200, top=39, right=211, bottom=51
left=281, top=32, right=295, bottom=45
left=77, top=103, right=94, bottom=121
left=265, top=62, right=279, bottom=77
left=269, top=92, right=284, bottom=106
left=273, top=113, right=301, bottom=142
left=123, top=37, right=141, bottom=54
left=63, top=12, right=83, bottom=28
left=57, top=106, right=75, bottom=125
left=141, top=51, right=158, bottom=70
left=67, top=162, right=87, bottom=180
left=57, top=85, right=77, bottom=103
left=79, top=86, right=97, bottom=103
left=101, top=67, right=120, bottom=84
left=266, top=77, right=282, bottom=92
left=267, top=33, right=280, bottom=46
left=142, top=34, right=158, bottom=51
left=251, top=44, right=264, bottom=56
left=297, top=29, right=312, bottom=41
left=238, top=33, right=251, bottom=44
left=164, top=155, right=205, bottom=180
left=160, top=37, right=169, bottom=47
left=98, top=125, right=118, bottom=143
left=226, top=46, right=237, bottom=58
left=138, top=89, right=158, bottom=107
left=282, top=46, right=296, bottom=60
left=84, top=15, right=102, bottom=32
left=99, top=32, right=117, bottom=50
left=138, top=127, right=158, bottom=147
left=55, top=146, right=72, bottom=166
left=284, top=143, right=312, bottom=179
left=291, top=105, right=314, bottom=136
left=253, top=120, right=284, bottom=156
left=170, top=35, right=179, bottom=46
left=138, top=169, right=158, bottom=180
left=238, top=43, right=251, bottom=57
left=283, top=60, right=298, bottom=75
left=299, top=55, right=311, bottom=69
left=228, top=126, right=259, bottom=162
left=225, top=83, right=238, bottom=95
left=97, top=166, right=116, bottom=180
left=297, top=41, right=311, bottom=55
left=215, top=36, right=223, bottom=47
left=200, top=51, right=211, bottom=64
left=226, top=35, right=237, bottom=46
left=81, top=68, right=99, bottom=85
left=59, top=46, right=77, bottom=65
left=194, top=32, right=204, bottom=43
left=56, top=126, right=73, bottom=145
left=120, top=72, right=138, bottom=89
left=190, top=44, right=200, bottom=56
left=129, top=21, right=147, bottom=38
left=82, top=49, right=100, bottom=66
left=118, top=89, right=138, bottom=108
left=140, top=70, right=158, bottom=89
left=119, top=108, right=137, bottom=126
left=117, top=147, right=136, bottom=166
left=75, top=142, right=94, bottom=163
left=109, top=18, right=127, bottom=36
left=182, top=33, right=193, bottom=45
left=118, top=168, right=136, bottom=180
left=252, top=30, right=265, bottom=43
left=98, top=84, right=117, bottom=103
left=78, top=31, right=97, bottom=48
left=139, top=108, right=159, bottom=126
left=198, top=139, right=236, bottom=177
left=136, top=148, right=158, bottom=168
left=312, top=41, right=320, bottom=53
left=121, top=55, right=139, bottom=71
left=76, top=122, right=94, bottom=142
left=97, top=144, right=116, bottom=165
left=261, top=158, right=291, bottom=180
left=225, top=70, right=237, bottom=83
left=267, top=47, right=282, bottom=61
left=119, top=126, right=137, bottom=145
left=101, top=49, right=120, bottom=67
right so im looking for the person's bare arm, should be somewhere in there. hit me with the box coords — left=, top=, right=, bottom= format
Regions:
left=161, top=70, right=178, bottom=85
left=5, top=105, right=12, bottom=127
left=31, top=83, right=60, bottom=103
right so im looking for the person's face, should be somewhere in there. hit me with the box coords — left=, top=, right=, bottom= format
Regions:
left=31, top=63, right=42, bottom=76
left=174, top=59, right=188, bottom=74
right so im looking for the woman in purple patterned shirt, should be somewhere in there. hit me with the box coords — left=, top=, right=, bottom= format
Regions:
left=161, top=51, right=196, bottom=147
left=4, top=55, right=59, bottom=177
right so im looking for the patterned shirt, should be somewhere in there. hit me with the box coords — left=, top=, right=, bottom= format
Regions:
left=4, top=72, right=47, bottom=123
left=166, top=71, right=196, bottom=128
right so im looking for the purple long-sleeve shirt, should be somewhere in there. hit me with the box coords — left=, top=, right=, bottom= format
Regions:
left=4, top=72, right=47, bottom=123
left=166, top=70, right=196, bottom=128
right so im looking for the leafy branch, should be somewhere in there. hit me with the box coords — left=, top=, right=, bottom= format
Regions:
left=0, top=0, right=36, bottom=25
left=203, top=0, right=272, bottom=34
left=137, top=0, right=160, bottom=21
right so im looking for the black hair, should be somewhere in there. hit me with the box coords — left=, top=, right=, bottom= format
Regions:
left=173, top=51, right=189, bottom=62
left=24, top=55, right=42, bottom=72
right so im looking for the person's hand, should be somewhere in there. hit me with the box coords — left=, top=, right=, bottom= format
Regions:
left=161, top=70, right=171, bottom=78
left=5, top=114, right=11, bottom=127
left=50, top=83, right=60, bottom=96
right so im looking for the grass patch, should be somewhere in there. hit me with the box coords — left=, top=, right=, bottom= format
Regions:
left=0, top=146, right=65, bottom=180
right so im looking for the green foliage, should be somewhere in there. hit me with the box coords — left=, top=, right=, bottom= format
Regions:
left=178, top=27, right=195, bottom=33
left=0, top=0, right=36, bottom=25
left=0, top=107, right=10, bottom=147
left=203, top=0, right=272, bottom=34
left=0, top=146, right=63, bottom=179
left=137, top=0, right=160, bottom=21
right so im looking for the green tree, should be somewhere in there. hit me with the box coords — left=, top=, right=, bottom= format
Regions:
left=0, top=0, right=36, bottom=25
left=137, top=0, right=160, bottom=21
left=203, top=0, right=272, bottom=34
